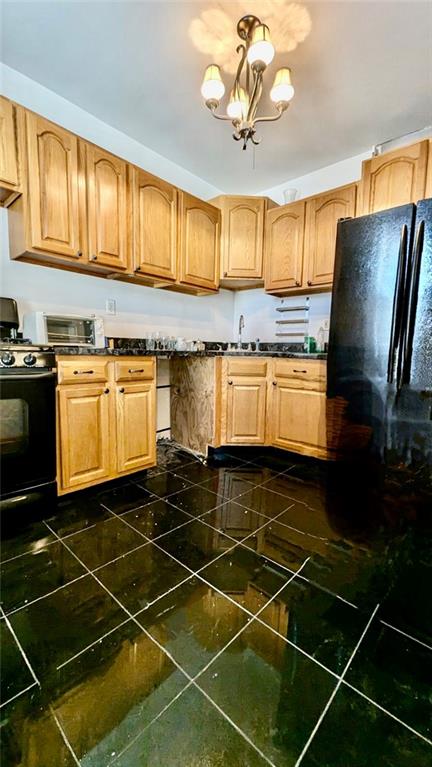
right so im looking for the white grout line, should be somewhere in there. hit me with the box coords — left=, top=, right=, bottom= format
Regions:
left=55, top=616, right=131, bottom=671
left=341, top=680, right=432, bottom=746
left=293, top=603, right=381, bottom=767
left=49, top=705, right=81, bottom=766
left=0, top=606, right=40, bottom=688
left=0, top=680, right=38, bottom=709
left=380, top=620, right=432, bottom=652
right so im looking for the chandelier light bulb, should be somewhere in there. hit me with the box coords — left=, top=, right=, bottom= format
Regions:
left=270, top=67, right=295, bottom=104
left=247, top=24, right=275, bottom=69
left=201, top=64, right=225, bottom=102
left=227, top=87, right=249, bottom=121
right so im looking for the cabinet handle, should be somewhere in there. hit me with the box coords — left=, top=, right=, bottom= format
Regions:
left=76, top=250, right=83, bottom=258
left=307, top=280, right=312, bottom=286
left=73, top=369, right=94, bottom=375
left=228, top=380, right=233, bottom=385
left=104, top=388, right=110, bottom=394
left=128, top=368, right=144, bottom=373
left=119, top=387, right=125, bottom=393
left=293, top=369, right=307, bottom=373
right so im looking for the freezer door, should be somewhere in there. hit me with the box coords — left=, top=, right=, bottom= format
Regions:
left=327, top=204, right=416, bottom=460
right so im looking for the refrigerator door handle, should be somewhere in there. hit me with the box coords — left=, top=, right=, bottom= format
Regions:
left=398, top=219, right=425, bottom=390
left=387, top=224, right=408, bottom=384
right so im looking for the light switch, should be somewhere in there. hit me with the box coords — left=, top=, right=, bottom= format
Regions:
left=106, top=298, right=116, bottom=315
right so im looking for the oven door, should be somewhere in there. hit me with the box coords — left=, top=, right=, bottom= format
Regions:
left=45, top=315, right=97, bottom=346
left=0, top=369, right=56, bottom=497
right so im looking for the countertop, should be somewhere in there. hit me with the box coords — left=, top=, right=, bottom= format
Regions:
left=54, top=347, right=327, bottom=360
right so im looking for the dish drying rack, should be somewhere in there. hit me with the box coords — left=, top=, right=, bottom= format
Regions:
left=275, top=297, right=310, bottom=342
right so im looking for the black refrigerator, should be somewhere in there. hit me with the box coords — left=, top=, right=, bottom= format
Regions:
left=327, top=198, right=432, bottom=494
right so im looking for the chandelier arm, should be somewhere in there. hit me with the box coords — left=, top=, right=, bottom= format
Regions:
left=205, top=103, right=235, bottom=122
left=253, top=106, right=288, bottom=125
left=246, top=70, right=263, bottom=123
left=234, top=44, right=247, bottom=89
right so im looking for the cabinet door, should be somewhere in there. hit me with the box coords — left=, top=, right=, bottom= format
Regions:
left=226, top=378, right=267, bottom=444
left=57, top=384, right=112, bottom=490
left=264, top=201, right=305, bottom=291
left=116, top=382, right=156, bottom=474
left=272, top=383, right=327, bottom=454
left=178, top=191, right=220, bottom=290
left=222, top=196, right=265, bottom=278
left=132, top=167, right=177, bottom=281
left=304, top=184, right=357, bottom=287
left=86, top=143, right=128, bottom=270
left=26, top=112, right=81, bottom=258
left=361, top=141, right=428, bottom=214
left=0, top=96, right=19, bottom=192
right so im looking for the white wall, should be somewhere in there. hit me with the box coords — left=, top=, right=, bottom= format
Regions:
left=259, top=151, right=370, bottom=205
left=233, top=289, right=331, bottom=345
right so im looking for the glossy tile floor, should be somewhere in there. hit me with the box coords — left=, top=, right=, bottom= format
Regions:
left=1, top=441, right=431, bottom=766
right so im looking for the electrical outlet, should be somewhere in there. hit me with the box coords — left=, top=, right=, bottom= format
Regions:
left=106, top=298, right=116, bottom=315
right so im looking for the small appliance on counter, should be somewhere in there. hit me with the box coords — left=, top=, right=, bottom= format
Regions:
left=0, top=298, right=57, bottom=513
left=23, top=311, right=105, bottom=347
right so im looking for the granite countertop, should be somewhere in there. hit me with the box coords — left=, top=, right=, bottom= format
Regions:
left=54, top=345, right=327, bottom=360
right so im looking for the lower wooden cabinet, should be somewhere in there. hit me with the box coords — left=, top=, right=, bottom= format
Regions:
left=225, top=378, right=267, bottom=444
left=271, top=384, right=327, bottom=457
left=56, top=356, right=156, bottom=494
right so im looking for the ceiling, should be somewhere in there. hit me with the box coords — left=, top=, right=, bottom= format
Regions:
left=2, top=1, right=431, bottom=193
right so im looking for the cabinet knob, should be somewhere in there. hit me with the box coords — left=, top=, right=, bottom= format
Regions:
left=104, top=388, right=110, bottom=394
left=135, top=266, right=141, bottom=273
left=119, top=387, right=125, bottom=393
left=90, top=254, right=97, bottom=261
left=223, top=271, right=228, bottom=277
left=228, top=380, right=233, bottom=385
left=307, top=280, right=312, bottom=286
left=295, top=281, right=300, bottom=286
left=76, top=250, right=83, bottom=258
left=272, top=381, right=277, bottom=386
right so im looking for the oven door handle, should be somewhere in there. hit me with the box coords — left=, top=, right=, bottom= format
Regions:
left=0, top=371, right=56, bottom=381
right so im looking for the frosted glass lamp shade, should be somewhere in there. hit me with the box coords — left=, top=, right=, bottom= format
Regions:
left=227, top=87, right=248, bottom=120
left=201, top=65, right=225, bottom=102
left=270, top=68, right=295, bottom=104
left=247, top=24, right=274, bottom=68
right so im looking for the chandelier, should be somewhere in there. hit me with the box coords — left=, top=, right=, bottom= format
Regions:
left=200, top=15, right=295, bottom=150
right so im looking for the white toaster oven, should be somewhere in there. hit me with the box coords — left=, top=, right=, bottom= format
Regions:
left=23, top=312, right=105, bottom=347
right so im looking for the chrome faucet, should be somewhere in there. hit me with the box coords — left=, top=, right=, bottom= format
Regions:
left=238, top=314, right=245, bottom=348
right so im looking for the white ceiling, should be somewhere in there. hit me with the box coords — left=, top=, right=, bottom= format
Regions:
left=2, top=1, right=431, bottom=193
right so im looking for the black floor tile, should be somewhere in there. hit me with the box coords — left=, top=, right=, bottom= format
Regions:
left=46, top=493, right=113, bottom=537
left=234, top=485, right=295, bottom=517
left=197, top=623, right=337, bottom=766
left=120, top=498, right=193, bottom=540
left=260, top=472, right=326, bottom=512
left=0, top=620, right=35, bottom=705
left=265, top=502, right=333, bottom=540
left=154, top=518, right=233, bottom=572
left=135, top=576, right=250, bottom=676
left=95, top=542, right=192, bottom=614
left=166, top=485, right=225, bottom=517
left=240, top=522, right=313, bottom=572
left=1, top=688, right=80, bottom=766
left=174, top=460, right=223, bottom=484
left=198, top=545, right=302, bottom=615
left=51, top=621, right=190, bottom=765
left=1, top=541, right=86, bottom=614
left=115, top=683, right=270, bottom=767
left=258, top=575, right=365, bottom=674
left=301, top=684, right=432, bottom=767
left=64, top=516, right=147, bottom=570
left=97, top=482, right=155, bottom=513
left=1, top=519, right=55, bottom=563
left=8, top=574, right=127, bottom=679
left=204, top=502, right=270, bottom=541
left=345, top=619, right=432, bottom=740
left=136, top=469, right=193, bottom=498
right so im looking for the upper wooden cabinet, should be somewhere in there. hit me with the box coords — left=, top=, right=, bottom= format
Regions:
left=131, top=167, right=177, bottom=283
left=264, top=201, right=305, bottom=292
left=211, top=195, right=276, bottom=288
left=0, top=96, right=21, bottom=206
left=177, top=191, right=220, bottom=292
left=360, top=140, right=429, bottom=214
left=304, top=183, right=357, bottom=288
left=25, top=112, right=81, bottom=260
left=84, top=143, right=128, bottom=270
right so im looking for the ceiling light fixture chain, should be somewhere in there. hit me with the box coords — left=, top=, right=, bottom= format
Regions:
left=200, top=14, right=295, bottom=150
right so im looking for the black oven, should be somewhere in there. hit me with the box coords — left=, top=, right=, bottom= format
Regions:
left=0, top=362, right=56, bottom=511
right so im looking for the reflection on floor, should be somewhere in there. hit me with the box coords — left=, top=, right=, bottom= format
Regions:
left=1, top=440, right=431, bottom=766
